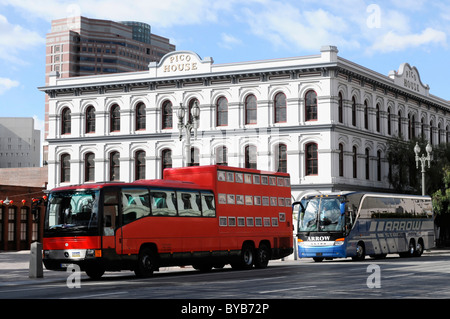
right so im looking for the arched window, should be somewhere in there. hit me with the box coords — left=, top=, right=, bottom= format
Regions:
left=110, top=104, right=120, bottom=132
left=190, top=147, right=200, bottom=166
left=398, top=110, right=402, bottom=137
left=438, top=123, right=442, bottom=145
left=109, top=151, right=120, bottom=181
left=161, top=149, right=172, bottom=177
left=387, top=107, right=392, bottom=135
left=305, top=143, right=318, bottom=176
left=352, top=97, right=357, bottom=127
left=408, top=114, right=415, bottom=140
left=135, top=150, right=146, bottom=180
left=274, top=92, right=286, bottom=123
left=135, top=102, right=146, bottom=131
left=339, top=143, right=344, bottom=177
left=276, top=144, right=287, bottom=173
left=305, top=90, right=317, bottom=121
left=60, top=153, right=70, bottom=183
left=85, top=106, right=95, bottom=133
left=84, top=152, right=95, bottom=182
left=245, top=94, right=257, bottom=124
left=61, top=108, right=71, bottom=135
left=376, top=103, right=381, bottom=132
left=430, top=120, right=434, bottom=145
left=365, top=148, right=370, bottom=180
left=364, top=101, right=369, bottom=129
left=245, top=145, right=257, bottom=169
left=217, top=96, right=228, bottom=126
left=162, top=100, right=172, bottom=129
left=216, top=146, right=228, bottom=166
left=352, top=146, right=358, bottom=179
left=377, top=150, right=382, bottom=182
left=421, top=117, right=425, bottom=139
left=338, top=92, right=343, bottom=123
left=446, top=125, right=450, bottom=144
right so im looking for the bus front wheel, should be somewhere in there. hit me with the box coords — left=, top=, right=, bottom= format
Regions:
left=135, top=247, right=157, bottom=278
left=352, top=242, right=365, bottom=261
left=85, top=265, right=105, bottom=280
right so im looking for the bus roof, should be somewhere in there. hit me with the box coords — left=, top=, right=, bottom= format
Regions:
left=48, top=179, right=212, bottom=192
left=303, top=191, right=431, bottom=200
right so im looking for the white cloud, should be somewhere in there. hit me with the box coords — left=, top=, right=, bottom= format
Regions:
left=0, top=77, right=19, bottom=94
left=369, top=27, right=447, bottom=53
left=219, top=33, right=243, bottom=50
left=0, top=14, right=44, bottom=64
left=241, top=2, right=360, bottom=53
left=0, top=0, right=238, bottom=28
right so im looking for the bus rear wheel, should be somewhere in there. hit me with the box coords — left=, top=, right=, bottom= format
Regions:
left=255, top=244, right=270, bottom=269
left=352, top=242, right=365, bottom=261
left=415, top=239, right=424, bottom=257
left=135, top=247, right=157, bottom=278
left=232, top=243, right=254, bottom=270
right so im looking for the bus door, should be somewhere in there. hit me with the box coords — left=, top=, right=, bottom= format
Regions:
left=102, top=187, right=122, bottom=256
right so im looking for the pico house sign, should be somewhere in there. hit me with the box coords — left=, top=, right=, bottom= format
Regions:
left=149, top=51, right=214, bottom=78
left=389, top=63, right=430, bottom=96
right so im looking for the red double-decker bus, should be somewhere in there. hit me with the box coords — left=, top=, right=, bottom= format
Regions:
left=43, top=165, right=293, bottom=279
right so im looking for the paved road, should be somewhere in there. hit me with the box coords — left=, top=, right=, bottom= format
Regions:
left=1, top=249, right=449, bottom=301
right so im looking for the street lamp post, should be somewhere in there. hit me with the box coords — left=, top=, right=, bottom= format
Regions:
left=414, top=142, right=432, bottom=196
left=177, top=100, right=200, bottom=167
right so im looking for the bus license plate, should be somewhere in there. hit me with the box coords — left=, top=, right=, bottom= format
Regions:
left=316, top=253, right=323, bottom=257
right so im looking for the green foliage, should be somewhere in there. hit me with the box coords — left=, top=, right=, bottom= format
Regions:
left=387, top=136, right=450, bottom=215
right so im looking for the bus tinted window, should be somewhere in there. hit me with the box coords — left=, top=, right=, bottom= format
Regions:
left=360, top=196, right=433, bottom=219
left=201, top=192, right=215, bottom=217
left=122, top=188, right=151, bottom=224
left=151, top=190, right=177, bottom=216
left=177, top=191, right=201, bottom=217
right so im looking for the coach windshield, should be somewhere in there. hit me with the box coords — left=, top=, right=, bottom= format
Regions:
left=44, top=190, right=100, bottom=236
left=298, top=196, right=347, bottom=232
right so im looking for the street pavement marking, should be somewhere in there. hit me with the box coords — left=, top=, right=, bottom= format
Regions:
left=259, top=285, right=316, bottom=294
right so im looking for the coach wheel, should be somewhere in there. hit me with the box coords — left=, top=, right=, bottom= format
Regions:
left=232, top=243, right=254, bottom=270
left=255, top=244, right=270, bottom=269
left=193, top=263, right=213, bottom=272
left=352, top=242, right=365, bottom=261
left=415, top=239, right=424, bottom=257
left=135, top=247, right=157, bottom=278
left=399, top=239, right=415, bottom=258
left=313, top=257, right=324, bottom=262
left=85, top=265, right=105, bottom=280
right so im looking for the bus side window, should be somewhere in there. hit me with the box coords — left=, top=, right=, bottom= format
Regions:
left=201, top=192, right=216, bottom=217
left=177, top=191, right=201, bottom=217
left=121, top=188, right=151, bottom=225
left=151, top=190, right=177, bottom=216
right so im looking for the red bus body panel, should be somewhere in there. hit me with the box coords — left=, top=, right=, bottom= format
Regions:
left=43, top=165, right=293, bottom=272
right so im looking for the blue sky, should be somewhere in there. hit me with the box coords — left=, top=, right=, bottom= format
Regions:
left=1, top=0, right=450, bottom=133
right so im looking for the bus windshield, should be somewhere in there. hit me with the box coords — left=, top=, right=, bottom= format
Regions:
left=45, top=190, right=100, bottom=234
left=298, top=197, right=346, bottom=232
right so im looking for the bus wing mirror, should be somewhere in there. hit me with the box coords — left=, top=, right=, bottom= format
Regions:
left=340, top=203, right=345, bottom=215
left=292, top=201, right=305, bottom=212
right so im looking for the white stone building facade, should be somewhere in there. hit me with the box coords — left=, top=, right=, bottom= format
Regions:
left=40, top=46, right=450, bottom=200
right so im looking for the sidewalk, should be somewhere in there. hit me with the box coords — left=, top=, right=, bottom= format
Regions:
left=0, top=248, right=448, bottom=287
left=0, top=250, right=67, bottom=286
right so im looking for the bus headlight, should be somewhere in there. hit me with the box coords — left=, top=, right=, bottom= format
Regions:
left=334, top=238, right=345, bottom=246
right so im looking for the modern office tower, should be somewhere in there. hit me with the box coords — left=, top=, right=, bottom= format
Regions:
left=0, top=117, right=41, bottom=168
left=43, top=16, right=175, bottom=161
